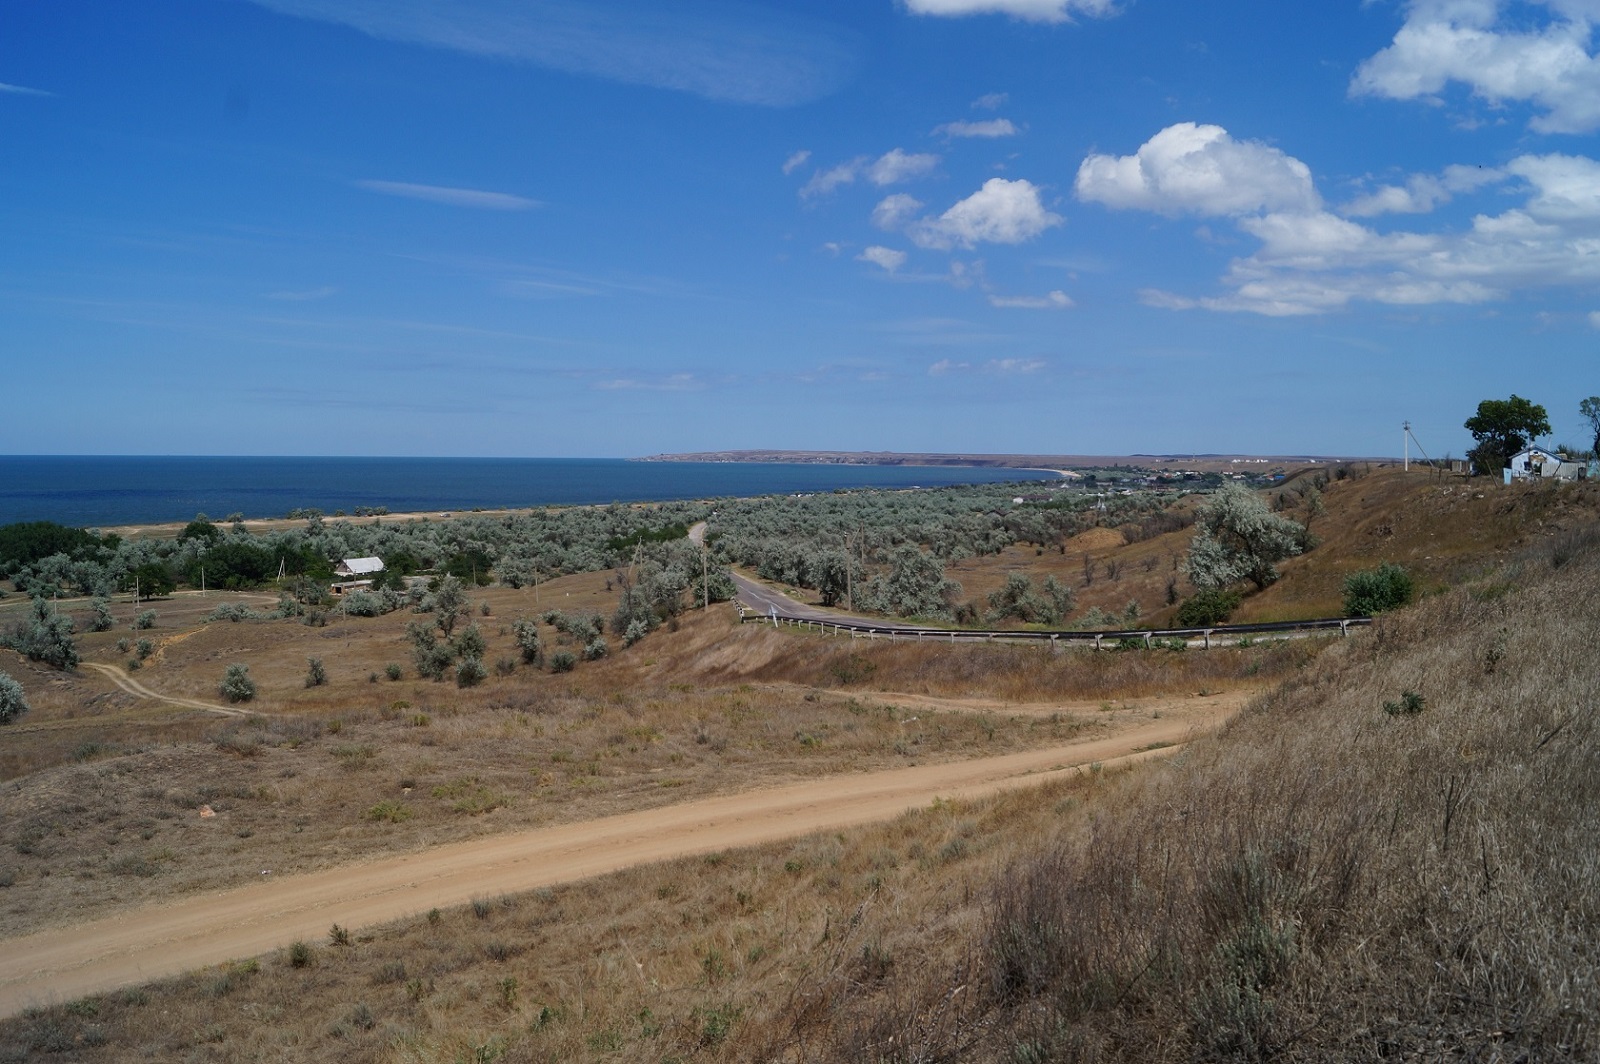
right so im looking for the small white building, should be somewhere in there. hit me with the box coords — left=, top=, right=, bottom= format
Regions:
left=1507, top=447, right=1587, bottom=483
left=334, top=557, right=385, bottom=579
left=331, top=556, right=385, bottom=595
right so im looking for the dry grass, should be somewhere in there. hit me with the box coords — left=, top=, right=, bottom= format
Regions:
left=0, top=760, right=1124, bottom=1063
left=758, top=522, right=1600, bottom=1061
left=10, top=573, right=1266, bottom=939
left=4, top=485, right=1596, bottom=1061
left=854, top=466, right=1600, bottom=627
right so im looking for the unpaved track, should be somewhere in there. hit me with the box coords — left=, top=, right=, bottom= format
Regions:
left=83, top=662, right=258, bottom=718
left=0, top=709, right=1226, bottom=1017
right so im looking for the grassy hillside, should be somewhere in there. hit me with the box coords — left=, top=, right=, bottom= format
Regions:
left=1, top=482, right=1596, bottom=1062
left=4, top=521, right=1594, bottom=1061
left=941, top=466, right=1600, bottom=626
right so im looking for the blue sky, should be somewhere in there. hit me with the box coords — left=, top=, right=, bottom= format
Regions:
left=4, top=0, right=1600, bottom=459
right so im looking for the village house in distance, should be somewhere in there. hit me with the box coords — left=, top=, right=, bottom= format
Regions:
left=1505, top=446, right=1591, bottom=483
left=331, top=556, right=384, bottom=595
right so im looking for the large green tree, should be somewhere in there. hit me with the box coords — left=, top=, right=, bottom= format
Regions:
left=1465, top=395, right=1551, bottom=476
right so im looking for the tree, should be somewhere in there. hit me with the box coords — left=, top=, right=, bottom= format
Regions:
left=512, top=618, right=541, bottom=664
left=88, top=597, right=114, bottom=632
left=859, top=545, right=962, bottom=619
left=1581, top=396, right=1600, bottom=458
left=986, top=572, right=1060, bottom=625
left=129, top=562, right=175, bottom=599
left=0, top=670, right=29, bottom=724
left=424, top=575, right=469, bottom=638
left=1465, top=394, right=1550, bottom=476
left=5, top=597, right=79, bottom=670
left=178, top=514, right=221, bottom=543
left=1183, top=484, right=1308, bottom=593
left=220, top=663, right=256, bottom=703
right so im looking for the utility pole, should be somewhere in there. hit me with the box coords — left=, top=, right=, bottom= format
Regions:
left=1403, top=421, right=1410, bottom=471
left=845, top=532, right=853, bottom=612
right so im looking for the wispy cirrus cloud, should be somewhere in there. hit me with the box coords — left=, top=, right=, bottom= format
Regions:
left=247, top=0, right=859, bottom=107
left=988, top=290, right=1072, bottom=309
left=929, top=356, right=1047, bottom=374
left=594, top=373, right=702, bottom=391
left=266, top=285, right=338, bottom=301
left=782, top=150, right=812, bottom=175
left=935, top=118, right=1019, bottom=138
left=356, top=180, right=540, bottom=211
left=903, top=0, right=1119, bottom=24
left=0, top=81, right=52, bottom=97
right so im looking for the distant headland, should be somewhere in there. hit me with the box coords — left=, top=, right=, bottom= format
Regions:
left=635, top=450, right=1389, bottom=473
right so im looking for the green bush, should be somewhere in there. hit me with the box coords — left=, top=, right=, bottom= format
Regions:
left=1343, top=563, right=1414, bottom=617
left=456, top=656, right=487, bottom=688
left=220, top=663, right=256, bottom=704
left=133, top=609, right=156, bottom=631
left=548, top=649, right=577, bottom=673
left=305, top=657, right=327, bottom=688
left=1174, top=589, right=1242, bottom=627
left=0, top=671, right=29, bottom=724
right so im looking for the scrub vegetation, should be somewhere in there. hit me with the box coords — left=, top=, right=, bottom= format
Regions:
left=1, top=466, right=1598, bottom=1061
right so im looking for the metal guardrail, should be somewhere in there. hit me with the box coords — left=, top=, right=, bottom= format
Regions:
left=738, top=606, right=1371, bottom=648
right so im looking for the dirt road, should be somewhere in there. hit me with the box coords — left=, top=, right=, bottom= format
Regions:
left=0, top=705, right=1232, bottom=1017
left=82, top=662, right=257, bottom=718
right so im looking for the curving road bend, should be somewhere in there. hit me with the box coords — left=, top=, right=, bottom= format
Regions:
left=83, top=663, right=259, bottom=718
left=0, top=704, right=1236, bottom=1018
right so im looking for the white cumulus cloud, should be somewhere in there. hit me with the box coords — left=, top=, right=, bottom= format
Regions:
left=356, top=180, right=540, bottom=210
left=909, top=178, right=1063, bottom=249
left=872, top=193, right=924, bottom=231
left=1506, top=152, right=1600, bottom=219
left=935, top=118, right=1019, bottom=138
left=867, top=148, right=940, bottom=185
left=858, top=246, right=908, bottom=272
left=1139, top=146, right=1600, bottom=316
left=800, top=148, right=939, bottom=198
left=972, top=92, right=1009, bottom=110
left=1352, top=0, right=1600, bottom=133
left=903, top=0, right=1119, bottom=24
left=1075, top=122, right=1320, bottom=217
left=1343, top=164, right=1502, bottom=217
left=782, top=150, right=812, bottom=175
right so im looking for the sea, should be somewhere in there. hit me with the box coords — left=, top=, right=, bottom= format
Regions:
left=0, top=456, right=1059, bottom=529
